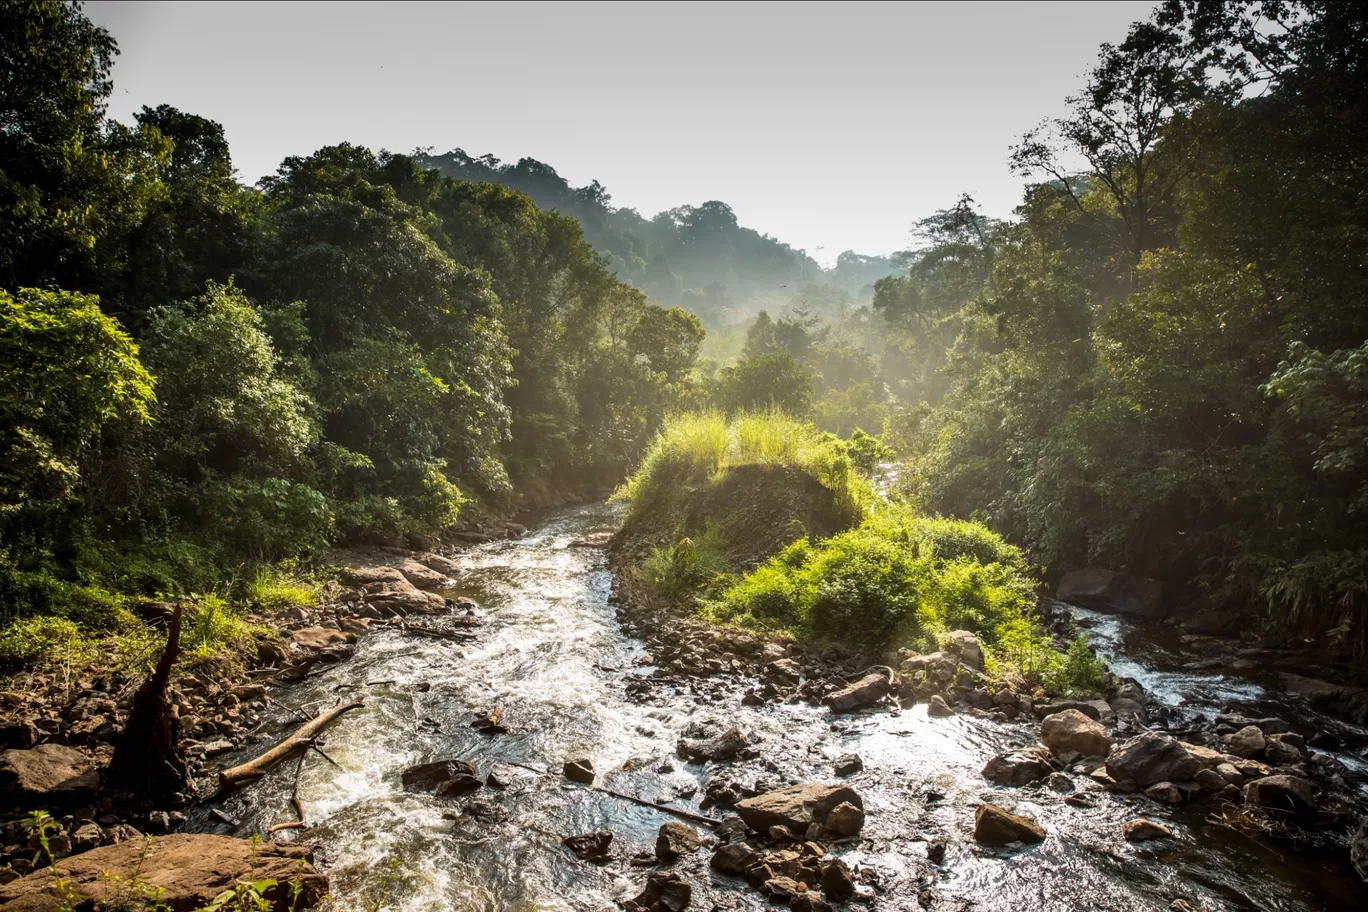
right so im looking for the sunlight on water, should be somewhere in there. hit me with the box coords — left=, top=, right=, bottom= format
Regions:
left=207, top=505, right=1365, bottom=912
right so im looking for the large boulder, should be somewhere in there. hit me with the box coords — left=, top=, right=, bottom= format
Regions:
left=1057, top=569, right=1167, bottom=619
left=1244, top=775, right=1317, bottom=818
left=1225, top=725, right=1266, bottom=758
left=823, top=667, right=894, bottom=712
left=1105, top=732, right=1201, bottom=787
left=655, top=822, right=701, bottom=860
left=735, top=783, right=863, bottom=833
left=973, top=803, right=1046, bottom=845
left=944, top=631, right=984, bottom=670
left=0, top=744, right=98, bottom=810
left=1036, top=699, right=1116, bottom=726
left=1040, top=709, right=1112, bottom=759
left=982, top=748, right=1053, bottom=786
left=0, top=834, right=326, bottom=911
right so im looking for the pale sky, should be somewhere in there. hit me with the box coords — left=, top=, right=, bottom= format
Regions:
left=88, top=0, right=1157, bottom=265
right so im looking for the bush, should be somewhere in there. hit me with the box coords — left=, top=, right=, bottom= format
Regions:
left=245, top=567, right=320, bottom=612
left=0, top=616, right=85, bottom=667
left=703, top=506, right=1038, bottom=654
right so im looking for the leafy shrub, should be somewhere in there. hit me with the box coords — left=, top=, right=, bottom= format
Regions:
left=703, top=506, right=1038, bottom=654
left=645, top=527, right=731, bottom=600
left=245, top=567, right=320, bottom=612
left=0, top=616, right=85, bottom=667
left=181, top=593, right=251, bottom=657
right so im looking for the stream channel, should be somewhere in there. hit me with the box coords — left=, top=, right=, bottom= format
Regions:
left=204, top=502, right=1367, bottom=911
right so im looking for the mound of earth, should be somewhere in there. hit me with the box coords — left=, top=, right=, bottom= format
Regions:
left=617, top=463, right=857, bottom=574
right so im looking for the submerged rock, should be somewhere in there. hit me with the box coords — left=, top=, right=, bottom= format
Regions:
left=973, top=803, right=1046, bottom=845
left=710, top=841, right=759, bottom=875
left=677, top=726, right=748, bottom=763
left=626, top=871, right=692, bottom=912
left=563, top=758, right=595, bottom=784
left=982, top=748, right=1053, bottom=786
left=563, top=831, right=613, bottom=862
left=1123, top=818, right=1172, bottom=842
left=833, top=753, right=863, bottom=777
left=401, top=759, right=477, bottom=793
left=735, top=783, right=863, bottom=833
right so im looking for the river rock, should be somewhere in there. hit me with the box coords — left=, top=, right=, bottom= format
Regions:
left=656, top=822, right=701, bottom=860
left=1057, top=568, right=1167, bottom=618
left=677, top=726, right=748, bottom=762
left=833, top=753, right=863, bottom=777
left=823, top=667, right=894, bottom=712
left=397, top=557, right=451, bottom=590
left=927, top=694, right=955, bottom=717
left=1047, top=773, right=1075, bottom=793
left=0, top=744, right=98, bottom=810
left=791, top=891, right=834, bottom=912
left=627, top=871, right=691, bottom=912
left=973, top=803, right=1046, bottom=845
left=944, top=631, right=984, bottom=670
left=413, top=551, right=464, bottom=577
left=1351, top=816, right=1368, bottom=884
left=1144, top=781, right=1182, bottom=805
left=1244, top=775, right=1317, bottom=817
left=982, top=748, right=1053, bottom=786
left=563, top=831, right=613, bottom=861
left=1225, top=726, right=1266, bottom=758
left=0, top=834, right=325, bottom=911
left=710, top=841, right=759, bottom=875
left=1106, top=732, right=1201, bottom=787
left=1214, top=762, right=1243, bottom=785
left=563, top=758, right=595, bottom=784
left=1041, top=709, right=1112, bottom=759
left=1193, top=768, right=1227, bottom=791
left=291, top=627, right=356, bottom=650
left=821, top=858, right=856, bottom=900
left=1264, top=738, right=1301, bottom=766
left=764, top=658, right=802, bottom=682
left=735, top=783, right=863, bottom=833
left=824, top=801, right=865, bottom=838
left=1036, top=699, right=1115, bottom=725
left=1123, top=818, right=1172, bottom=842
left=402, top=759, right=478, bottom=793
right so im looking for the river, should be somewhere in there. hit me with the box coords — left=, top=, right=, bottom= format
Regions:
left=206, top=502, right=1366, bottom=911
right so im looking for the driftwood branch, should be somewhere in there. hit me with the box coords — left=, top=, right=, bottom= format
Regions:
left=219, top=698, right=364, bottom=788
left=591, top=784, right=720, bottom=829
left=267, top=747, right=309, bottom=834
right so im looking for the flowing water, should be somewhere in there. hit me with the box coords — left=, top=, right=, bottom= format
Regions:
left=202, top=503, right=1367, bottom=911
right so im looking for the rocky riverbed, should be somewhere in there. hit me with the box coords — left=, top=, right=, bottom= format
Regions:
left=1, top=501, right=1366, bottom=910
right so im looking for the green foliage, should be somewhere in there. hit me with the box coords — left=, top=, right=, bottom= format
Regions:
left=245, top=567, right=320, bottom=612
left=0, top=287, right=156, bottom=553
left=702, top=505, right=1038, bottom=654
left=711, top=351, right=813, bottom=416
left=645, top=529, right=731, bottom=600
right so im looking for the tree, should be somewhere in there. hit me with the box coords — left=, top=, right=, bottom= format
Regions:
left=713, top=351, right=812, bottom=416
left=1010, top=20, right=1206, bottom=273
left=0, top=0, right=169, bottom=291
left=0, top=287, right=154, bottom=556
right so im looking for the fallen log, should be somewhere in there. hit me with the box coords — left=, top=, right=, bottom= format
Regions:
left=219, top=699, right=364, bottom=789
left=267, top=748, right=309, bottom=834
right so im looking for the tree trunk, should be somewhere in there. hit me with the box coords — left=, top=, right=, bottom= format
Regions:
left=107, top=603, right=189, bottom=798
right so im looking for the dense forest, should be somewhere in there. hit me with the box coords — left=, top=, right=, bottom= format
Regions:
left=2, top=0, right=1366, bottom=666
left=416, top=149, right=900, bottom=330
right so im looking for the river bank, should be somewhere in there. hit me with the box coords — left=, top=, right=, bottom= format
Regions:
left=1, top=501, right=1366, bottom=910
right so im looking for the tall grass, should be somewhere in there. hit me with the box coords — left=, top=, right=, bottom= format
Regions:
left=615, top=409, right=875, bottom=512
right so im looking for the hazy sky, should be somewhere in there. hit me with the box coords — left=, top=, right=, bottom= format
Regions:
left=87, top=0, right=1156, bottom=265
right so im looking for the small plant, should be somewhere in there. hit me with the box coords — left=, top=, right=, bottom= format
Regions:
left=182, top=593, right=250, bottom=657
left=1046, top=634, right=1108, bottom=695
left=244, top=567, right=320, bottom=612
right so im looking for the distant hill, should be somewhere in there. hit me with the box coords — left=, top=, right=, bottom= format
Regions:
left=416, top=149, right=899, bottom=327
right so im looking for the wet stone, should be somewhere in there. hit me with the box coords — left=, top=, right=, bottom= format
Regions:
left=655, top=821, right=701, bottom=860
left=402, top=759, right=477, bottom=793
left=1123, top=818, right=1172, bottom=842
left=973, top=803, right=1046, bottom=845
left=563, top=758, right=595, bottom=784
left=562, top=831, right=613, bottom=862
left=833, top=753, right=863, bottom=777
